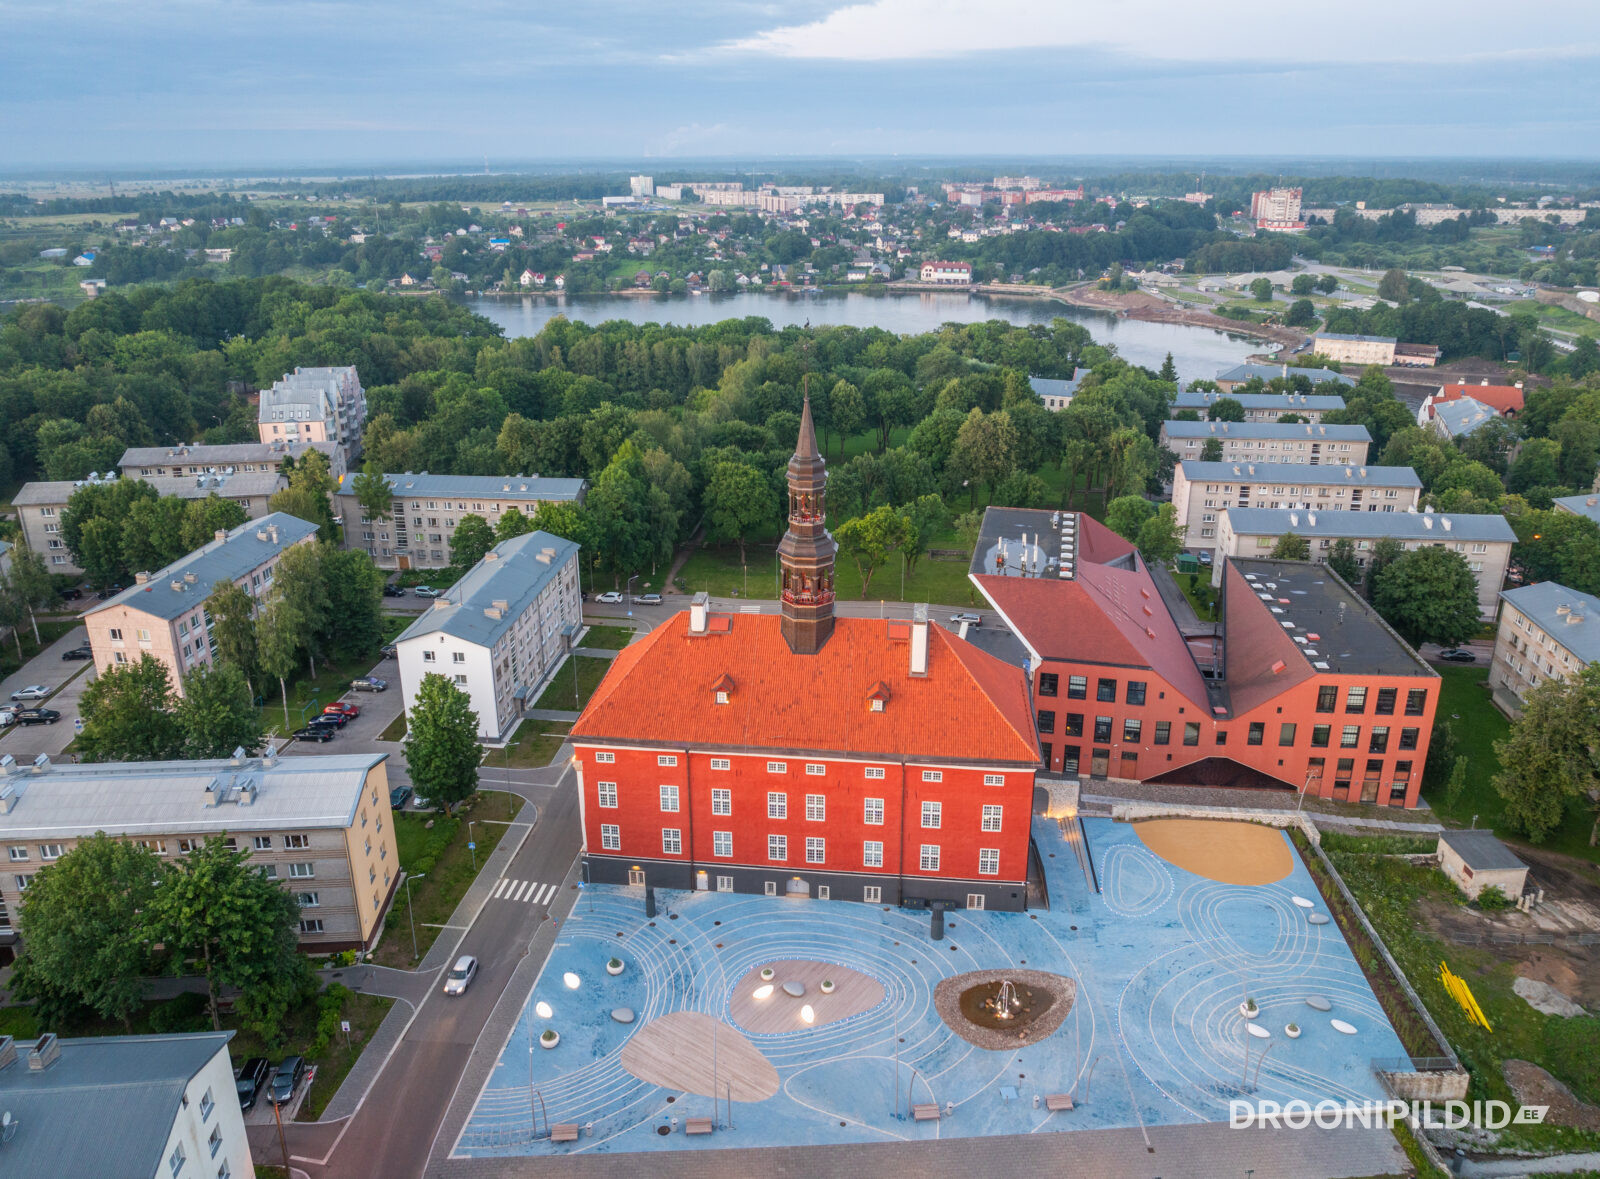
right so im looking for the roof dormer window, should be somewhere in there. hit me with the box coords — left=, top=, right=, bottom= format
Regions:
left=712, top=672, right=735, bottom=704
left=867, top=681, right=890, bottom=712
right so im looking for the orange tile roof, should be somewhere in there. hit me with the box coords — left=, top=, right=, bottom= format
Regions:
left=1435, top=384, right=1523, bottom=415
left=572, top=613, right=1039, bottom=765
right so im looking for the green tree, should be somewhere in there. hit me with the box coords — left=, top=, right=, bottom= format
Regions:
left=350, top=461, right=395, bottom=522
left=271, top=542, right=330, bottom=676
left=585, top=442, right=654, bottom=581
left=1158, top=352, right=1178, bottom=383
left=834, top=505, right=912, bottom=597
left=77, top=654, right=183, bottom=762
left=6, top=547, right=56, bottom=646
left=1493, top=664, right=1600, bottom=844
left=897, top=493, right=949, bottom=576
left=704, top=460, right=777, bottom=566
left=1135, top=503, right=1186, bottom=564
left=150, top=836, right=311, bottom=1036
left=1377, top=268, right=1410, bottom=302
left=176, top=662, right=264, bottom=759
left=1327, top=537, right=1360, bottom=585
left=449, top=513, right=496, bottom=569
left=1423, top=718, right=1458, bottom=794
left=180, top=495, right=248, bottom=552
left=1315, top=273, right=1339, bottom=295
left=495, top=505, right=535, bottom=541
left=1206, top=397, right=1247, bottom=423
left=829, top=380, right=865, bottom=454
left=12, top=834, right=163, bottom=1028
left=1270, top=533, right=1310, bottom=560
left=1363, top=536, right=1404, bottom=601
left=322, top=548, right=385, bottom=661
left=1290, top=274, right=1316, bottom=296
left=1444, top=755, right=1469, bottom=811
left=1285, top=299, right=1317, bottom=327
left=205, top=579, right=259, bottom=694
left=1373, top=546, right=1480, bottom=648
left=1200, top=437, right=1223, bottom=462
left=1105, top=495, right=1156, bottom=543
left=404, top=672, right=481, bottom=815
left=256, top=597, right=304, bottom=731
left=1250, top=277, right=1273, bottom=302
left=950, top=407, right=1019, bottom=504
left=268, top=449, right=340, bottom=542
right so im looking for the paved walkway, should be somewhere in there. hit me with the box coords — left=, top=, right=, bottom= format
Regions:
left=319, top=964, right=438, bottom=1006
left=524, top=708, right=580, bottom=723
left=1079, top=776, right=1444, bottom=829
left=571, top=647, right=620, bottom=659
left=1147, top=560, right=1213, bottom=633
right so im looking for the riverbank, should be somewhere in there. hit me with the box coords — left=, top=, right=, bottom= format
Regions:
left=1057, top=283, right=1309, bottom=351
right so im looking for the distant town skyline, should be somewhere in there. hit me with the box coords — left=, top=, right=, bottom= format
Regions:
left=5, top=0, right=1600, bottom=168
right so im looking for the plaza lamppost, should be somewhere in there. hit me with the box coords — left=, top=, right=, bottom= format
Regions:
left=626, top=574, right=638, bottom=618
left=405, top=872, right=427, bottom=961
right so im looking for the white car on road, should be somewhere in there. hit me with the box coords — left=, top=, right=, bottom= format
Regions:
left=594, top=591, right=624, bottom=604
left=9, top=685, right=49, bottom=702
left=443, top=955, right=479, bottom=996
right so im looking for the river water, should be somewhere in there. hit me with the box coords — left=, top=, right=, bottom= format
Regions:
left=464, top=290, right=1261, bottom=386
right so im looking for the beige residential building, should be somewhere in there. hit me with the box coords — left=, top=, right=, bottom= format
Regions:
left=0, top=750, right=399, bottom=952
left=257, top=365, right=365, bottom=470
left=82, top=512, right=318, bottom=694
left=338, top=472, right=586, bottom=570
left=1489, top=582, right=1599, bottom=715
left=1172, top=461, right=1422, bottom=547
left=121, top=438, right=344, bottom=480
left=1312, top=332, right=1397, bottom=367
left=1158, top=420, right=1371, bottom=466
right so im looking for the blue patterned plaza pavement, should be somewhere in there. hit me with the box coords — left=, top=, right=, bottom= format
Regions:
left=451, top=817, right=1405, bottom=1159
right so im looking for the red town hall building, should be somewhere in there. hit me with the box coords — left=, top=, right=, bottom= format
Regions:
left=571, top=401, right=1040, bottom=910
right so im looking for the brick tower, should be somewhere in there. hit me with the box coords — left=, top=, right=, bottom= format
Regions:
left=778, top=390, right=837, bottom=654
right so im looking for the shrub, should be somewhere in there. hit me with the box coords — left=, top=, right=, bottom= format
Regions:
left=1474, top=885, right=1512, bottom=911
left=1321, top=831, right=1437, bottom=857
left=306, top=984, right=352, bottom=1057
left=149, top=991, right=209, bottom=1034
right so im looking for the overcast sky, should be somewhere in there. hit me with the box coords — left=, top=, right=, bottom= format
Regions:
left=5, top=0, right=1599, bottom=170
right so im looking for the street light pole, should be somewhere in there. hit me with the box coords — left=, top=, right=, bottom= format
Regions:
left=405, top=872, right=427, bottom=961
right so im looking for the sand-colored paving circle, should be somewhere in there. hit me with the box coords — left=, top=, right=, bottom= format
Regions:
left=729, top=958, right=884, bottom=1034
left=619, top=1011, right=779, bottom=1101
left=1132, top=818, right=1293, bottom=885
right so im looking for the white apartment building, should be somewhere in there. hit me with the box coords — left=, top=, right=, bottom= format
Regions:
left=1213, top=507, right=1516, bottom=616
left=1489, top=582, right=1599, bottom=715
left=121, top=439, right=344, bottom=480
left=337, top=472, right=587, bottom=570
left=1312, top=333, right=1398, bottom=367
left=0, top=750, right=398, bottom=952
left=920, top=261, right=973, bottom=284
left=0, top=1031, right=253, bottom=1179
left=629, top=175, right=653, bottom=197
left=1172, top=461, right=1422, bottom=547
left=257, top=365, right=365, bottom=470
left=1158, top=420, right=1371, bottom=466
left=395, top=531, right=583, bottom=741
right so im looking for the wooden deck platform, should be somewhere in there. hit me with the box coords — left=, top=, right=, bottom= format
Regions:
left=618, top=1011, right=779, bottom=1102
left=728, top=959, right=885, bottom=1035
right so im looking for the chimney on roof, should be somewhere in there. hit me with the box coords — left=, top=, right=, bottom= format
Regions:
left=1556, top=603, right=1571, bottom=615
left=1569, top=611, right=1586, bottom=625
left=1442, top=518, right=1452, bottom=531
left=1289, top=512, right=1299, bottom=526
left=134, top=571, right=149, bottom=585
left=1308, top=511, right=1317, bottom=526
left=215, top=529, right=228, bottom=542
left=27, top=1033, right=60, bottom=1071
left=0, top=785, right=16, bottom=815
left=0, top=1035, right=16, bottom=1071
left=203, top=780, right=219, bottom=807
left=1423, top=516, right=1434, bottom=529
left=690, top=591, right=709, bottom=634
left=909, top=603, right=930, bottom=676
left=268, top=524, right=279, bottom=543
left=30, top=755, right=48, bottom=775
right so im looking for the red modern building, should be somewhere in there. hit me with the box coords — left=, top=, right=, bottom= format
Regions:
left=570, top=403, right=1040, bottom=910
left=970, top=507, right=1440, bottom=807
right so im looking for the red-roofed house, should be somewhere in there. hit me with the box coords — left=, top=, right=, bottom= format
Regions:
left=571, top=402, right=1039, bottom=910
left=1417, top=380, right=1524, bottom=428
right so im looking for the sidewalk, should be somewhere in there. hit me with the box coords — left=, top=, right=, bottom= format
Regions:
left=523, top=708, right=579, bottom=723
left=1079, top=776, right=1445, bottom=831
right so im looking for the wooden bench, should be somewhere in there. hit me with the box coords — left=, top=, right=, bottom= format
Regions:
left=912, top=1103, right=941, bottom=1122
left=1044, top=1094, right=1074, bottom=1112
left=550, top=1124, right=580, bottom=1143
left=685, top=1117, right=714, bottom=1135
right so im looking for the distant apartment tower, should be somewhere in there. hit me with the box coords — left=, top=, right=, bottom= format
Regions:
left=1251, top=186, right=1304, bottom=229
left=257, top=365, right=366, bottom=470
left=629, top=175, right=654, bottom=198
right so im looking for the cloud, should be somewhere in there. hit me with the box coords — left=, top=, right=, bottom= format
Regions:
left=717, top=0, right=1600, bottom=64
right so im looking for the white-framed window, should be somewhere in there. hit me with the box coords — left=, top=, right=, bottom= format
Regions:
left=978, top=848, right=1000, bottom=875
left=296, top=891, right=320, bottom=907
left=658, top=754, right=677, bottom=767
left=710, top=757, right=730, bottom=771
left=199, top=1086, right=215, bottom=1121
left=600, top=823, right=620, bottom=850
left=864, top=884, right=882, bottom=903
left=967, top=893, right=986, bottom=910
left=864, top=766, right=885, bottom=779
left=921, top=801, right=941, bottom=829
left=38, top=844, right=63, bottom=860
left=805, top=763, right=825, bottom=775
left=919, top=844, right=941, bottom=872
left=864, top=797, right=884, bottom=826
left=169, top=1142, right=187, bottom=1176
left=284, top=834, right=309, bottom=849
left=863, top=840, right=884, bottom=868
left=453, top=674, right=467, bottom=685
left=252, top=835, right=271, bottom=850
left=7, top=847, right=26, bottom=862
left=764, top=881, right=777, bottom=896
left=662, top=828, right=682, bottom=855
left=451, top=651, right=465, bottom=664
left=713, top=831, right=732, bottom=857
left=299, top=918, right=324, bottom=934
left=716, top=875, right=733, bottom=892
left=288, top=863, right=314, bottom=878
left=14, top=875, right=30, bottom=891
left=766, top=761, right=787, bottom=774
left=259, top=864, right=277, bottom=879
left=983, top=773, right=1004, bottom=786
left=208, top=1122, right=223, bottom=1156
left=805, top=793, right=825, bottom=821
left=768, top=834, right=787, bottom=861
left=921, top=769, right=943, bottom=782
left=659, top=784, right=679, bottom=813
left=597, top=781, right=618, bottom=808
left=178, top=838, right=199, bottom=853
left=710, top=787, right=731, bottom=815
left=981, top=804, right=1003, bottom=832
left=767, top=791, right=787, bottom=819
left=806, top=836, right=825, bottom=864
left=594, top=750, right=614, bottom=763
left=422, top=650, right=435, bottom=662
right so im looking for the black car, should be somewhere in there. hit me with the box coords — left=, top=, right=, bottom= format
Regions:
left=61, top=644, right=92, bottom=661
left=389, top=785, right=413, bottom=810
left=382, top=584, right=407, bottom=597
left=59, top=587, right=83, bottom=601
left=309, top=712, right=349, bottom=729
left=94, top=584, right=124, bottom=600
left=1438, top=648, right=1477, bottom=663
left=270, top=1056, right=306, bottom=1106
left=17, top=708, right=60, bottom=726
left=293, top=725, right=337, bottom=742
left=236, top=1057, right=272, bottom=1111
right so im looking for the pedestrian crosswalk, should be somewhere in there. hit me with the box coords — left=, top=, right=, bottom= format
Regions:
left=492, top=878, right=559, bottom=906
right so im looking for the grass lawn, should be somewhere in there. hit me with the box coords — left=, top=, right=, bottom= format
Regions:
left=499, top=719, right=571, bottom=768
left=372, top=793, right=511, bottom=968
left=259, top=616, right=408, bottom=737
left=292, top=991, right=394, bottom=1121
left=578, top=625, right=636, bottom=650
left=532, top=656, right=611, bottom=712
left=0, top=618, right=81, bottom=680
left=377, top=712, right=407, bottom=742
left=1171, top=565, right=1220, bottom=620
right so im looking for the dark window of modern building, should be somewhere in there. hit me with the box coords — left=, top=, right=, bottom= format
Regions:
left=1040, top=741, right=1052, bottom=764
left=1364, top=758, right=1384, bottom=787
left=1311, top=724, right=1330, bottom=748
left=1399, top=727, right=1419, bottom=751
left=1247, top=722, right=1264, bottom=746
left=1123, top=718, right=1141, bottom=743
left=1335, top=758, right=1355, bottom=790
left=1215, top=730, right=1228, bottom=746
left=1391, top=760, right=1413, bottom=799
left=1183, top=722, right=1200, bottom=746
left=1345, top=686, right=1367, bottom=714
left=1308, top=756, right=1326, bottom=783
left=1064, top=713, right=1084, bottom=738
left=1067, top=676, right=1087, bottom=700
left=1374, top=687, right=1396, bottom=715
left=1154, top=721, right=1171, bottom=746
left=1126, top=681, right=1147, bottom=706
left=1369, top=726, right=1389, bottom=754
left=1405, top=689, right=1427, bottom=716
left=1096, top=678, right=1117, bottom=703
left=1316, top=685, right=1338, bottom=713
left=1094, top=716, right=1113, bottom=743
left=1279, top=723, right=1297, bottom=747
left=1038, top=673, right=1058, bottom=697
left=1341, top=725, right=1360, bottom=749
left=1062, top=745, right=1081, bottom=774
left=1036, top=710, right=1055, bottom=734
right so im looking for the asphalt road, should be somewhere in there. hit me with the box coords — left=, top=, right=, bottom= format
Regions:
left=0, top=623, right=91, bottom=761
left=248, top=761, right=582, bottom=1178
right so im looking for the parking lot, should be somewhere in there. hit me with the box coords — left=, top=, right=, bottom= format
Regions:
left=278, top=652, right=406, bottom=755
left=0, top=623, right=93, bottom=762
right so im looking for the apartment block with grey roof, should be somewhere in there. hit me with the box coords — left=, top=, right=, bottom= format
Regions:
left=1490, top=582, right=1600, bottom=715
left=121, top=437, right=344, bottom=480
left=1172, top=460, right=1422, bottom=548
left=1172, top=389, right=1346, bottom=422
left=257, top=365, right=365, bottom=471
left=1158, top=419, right=1371, bottom=466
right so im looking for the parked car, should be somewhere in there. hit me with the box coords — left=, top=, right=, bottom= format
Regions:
left=412, top=586, right=441, bottom=598
left=235, top=1057, right=272, bottom=1111
left=269, top=1056, right=306, bottom=1106
left=350, top=676, right=388, bottom=692
left=443, top=955, right=479, bottom=996
left=380, top=644, right=397, bottom=659
left=389, top=785, right=413, bottom=810
left=0, top=709, right=16, bottom=727
left=59, top=587, right=83, bottom=601
left=1197, top=551, right=1214, bottom=566
left=382, top=584, right=407, bottom=597
left=636, top=593, right=663, bottom=606
left=1438, top=648, right=1477, bottom=663
left=94, top=585, right=124, bottom=600
left=309, top=713, right=349, bottom=729
left=17, top=709, right=61, bottom=726
left=949, top=613, right=982, bottom=628
left=61, top=644, right=92, bottom=661
left=595, top=591, right=624, bottom=604
left=324, top=702, right=361, bottom=719
left=293, top=725, right=337, bottom=742
left=9, top=685, right=49, bottom=702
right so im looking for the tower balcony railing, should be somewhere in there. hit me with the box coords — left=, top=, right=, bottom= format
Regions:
left=782, top=587, right=835, bottom=607
left=789, top=509, right=826, bottom=524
